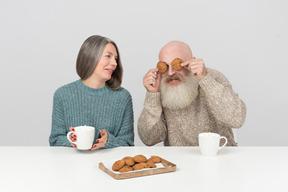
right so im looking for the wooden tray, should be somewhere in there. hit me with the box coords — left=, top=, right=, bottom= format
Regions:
left=99, top=157, right=176, bottom=180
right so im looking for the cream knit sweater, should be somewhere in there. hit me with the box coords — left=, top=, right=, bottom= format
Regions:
left=137, top=68, right=246, bottom=146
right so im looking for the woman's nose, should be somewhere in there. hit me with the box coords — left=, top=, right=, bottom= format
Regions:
left=111, top=58, right=117, bottom=67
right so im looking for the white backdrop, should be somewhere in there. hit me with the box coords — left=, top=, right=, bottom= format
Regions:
left=1, top=0, right=287, bottom=146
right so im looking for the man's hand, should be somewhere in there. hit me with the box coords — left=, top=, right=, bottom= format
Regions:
left=143, top=68, right=161, bottom=93
left=181, top=57, right=208, bottom=81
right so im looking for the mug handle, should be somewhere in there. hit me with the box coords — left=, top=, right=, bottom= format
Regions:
left=67, top=131, right=76, bottom=145
left=219, top=136, right=228, bottom=150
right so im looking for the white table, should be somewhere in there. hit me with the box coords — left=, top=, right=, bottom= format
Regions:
left=1, top=146, right=288, bottom=192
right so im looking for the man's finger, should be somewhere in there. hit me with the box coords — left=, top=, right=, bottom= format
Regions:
left=181, top=60, right=190, bottom=67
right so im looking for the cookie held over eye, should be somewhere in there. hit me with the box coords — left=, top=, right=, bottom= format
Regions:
left=172, top=58, right=183, bottom=71
left=157, top=61, right=168, bottom=74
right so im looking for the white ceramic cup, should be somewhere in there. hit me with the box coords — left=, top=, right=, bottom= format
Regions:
left=67, top=125, right=95, bottom=150
left=198, top=132, right=228, bottom=156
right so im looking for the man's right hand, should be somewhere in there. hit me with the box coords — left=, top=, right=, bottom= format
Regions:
left=143, top=68, right=161, bottom=93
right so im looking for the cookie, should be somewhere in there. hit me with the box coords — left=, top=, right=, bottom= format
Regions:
left=172, top=58, right=183, bottom=71
left=133, top=155, right=147, bottom=163
left=149, top=156, right=161, bottom=163
left=157, top=61, right=168, bottom=74
left=119, top=165, right=133, bottom=173
left=133, top=163, right=145, bottom=170
left=112, top=160, right=125, bottom=171
left=122, top=156, right=135, bottom=166
left=147, top=160, right=157, bottom=168
left=139, top=162, right=150, bottom=168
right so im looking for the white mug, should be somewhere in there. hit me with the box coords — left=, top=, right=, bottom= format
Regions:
left=198, top=132, right=228, bottom=156
left=67, top=125, right=95, bottom=150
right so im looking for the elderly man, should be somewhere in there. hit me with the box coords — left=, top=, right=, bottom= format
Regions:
left=137, top=41, right=246, bottom=146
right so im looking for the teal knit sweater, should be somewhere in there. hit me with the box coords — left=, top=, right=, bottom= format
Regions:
left=49, top=80, right=134, bottom=148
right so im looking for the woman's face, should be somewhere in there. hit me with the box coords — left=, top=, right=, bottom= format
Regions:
left=93, top=43, right=118, bottom=83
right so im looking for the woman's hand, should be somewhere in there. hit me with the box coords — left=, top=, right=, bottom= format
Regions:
left=89, top=129, right=108, bottom=151
left=69, top=127, right=77, bottom=148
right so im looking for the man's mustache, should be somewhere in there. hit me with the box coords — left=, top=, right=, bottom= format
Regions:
left=164, top=75, right=182, bottom=83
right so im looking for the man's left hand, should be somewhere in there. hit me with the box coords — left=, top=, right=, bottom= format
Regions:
left=181, top=57, right=208, bottom=81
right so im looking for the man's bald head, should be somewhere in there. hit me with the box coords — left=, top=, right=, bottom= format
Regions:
left=159, top=41, right=193, bottom=62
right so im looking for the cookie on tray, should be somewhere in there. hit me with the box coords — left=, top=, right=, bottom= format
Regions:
left=122, top=156, right=135, bottom=166
left=119, top=165, right=133, bottom=173
left=133, top=163, right=145, bottom=170
left=133, top=155, right=147, bottom=163
left=112, top=159, right=125, bottom=171
left=147, top=160, right=157, bottom=168
left=148, top=156, right=161, bottom=163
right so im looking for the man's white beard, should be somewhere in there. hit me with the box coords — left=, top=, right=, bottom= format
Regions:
left=159, top=74, right=199, bottom=109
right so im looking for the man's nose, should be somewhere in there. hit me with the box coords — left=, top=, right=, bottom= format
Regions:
left=167, top=65, right=176, bottom=76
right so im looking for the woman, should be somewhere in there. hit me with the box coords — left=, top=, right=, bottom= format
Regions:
left=49, top=35, right=134, bottom=150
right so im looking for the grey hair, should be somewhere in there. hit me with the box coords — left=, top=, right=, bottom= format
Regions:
left=76, top=35, right=123, bottom=90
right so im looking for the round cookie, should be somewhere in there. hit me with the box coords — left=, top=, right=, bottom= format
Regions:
left=139, top=162, right=150, bottom=168
left=133, top=163, right=145, bottom=170
left=172, top=58, right=183, bottom=71
left=122, top=156, right=135, bottom=166
left=133, top=155, right=147, bottom=163
left=157, top=61, right=168, bottom=74
left=119, top=165, right=133, bottom=173
left=149, top=156, right=161, bottom=163
left=112, top=160, right=125, bottom=171
left=147, top=160, right=156, bottom=168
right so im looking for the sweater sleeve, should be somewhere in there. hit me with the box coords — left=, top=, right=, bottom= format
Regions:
left=137, top=92, right=167, bottom=146
left=103, top=92, right=134, bottom=148
left=198, top=69, right=247, bottom=128
left=49, top=91, right=71, bottom=147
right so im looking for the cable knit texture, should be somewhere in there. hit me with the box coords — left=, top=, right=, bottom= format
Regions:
left=137, top=68, right=246, bottom=146
left=49, top=80, right=134, bottom=148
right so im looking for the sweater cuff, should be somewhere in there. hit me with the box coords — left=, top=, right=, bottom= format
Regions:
left=144, top=92, right=161, bottom=108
